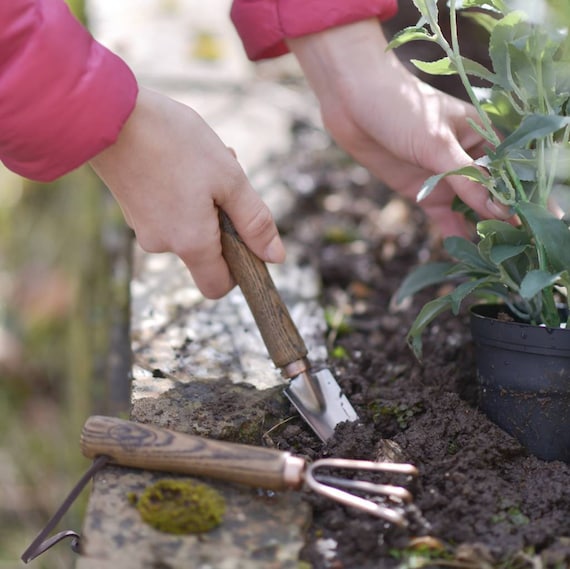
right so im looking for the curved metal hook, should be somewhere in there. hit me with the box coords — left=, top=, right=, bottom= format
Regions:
left=24, top=530, right=82, bottom=561
left=21, top=454, right=110, bottom=563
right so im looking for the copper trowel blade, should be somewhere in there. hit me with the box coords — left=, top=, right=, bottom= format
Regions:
left=284, top=369, right=359, bottom=442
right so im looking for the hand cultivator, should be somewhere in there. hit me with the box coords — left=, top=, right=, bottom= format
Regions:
left=22, top=416, right=419, bottom=563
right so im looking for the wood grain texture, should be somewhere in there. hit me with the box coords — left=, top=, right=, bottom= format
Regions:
left=80, top=416, right=303, bottom=490
left=219, top=210, right=307, bottom=369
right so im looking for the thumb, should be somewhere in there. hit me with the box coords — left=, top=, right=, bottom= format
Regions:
left=219, top=186, right=286, bottom=265
left=220, top=148, right=286, bottom=264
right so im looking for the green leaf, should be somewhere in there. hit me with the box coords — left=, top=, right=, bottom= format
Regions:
left=459, top=0, right=506, bottom=11
left=494, top=115, right=570, bottom=157
left=418, top=165, right=490, bottom=201
left=477, top=221, right=531, bottom=282
left=474, top=283, right=516, bottom=305
left=481, top=91, right=522, bottom=136
left=489, top=12, right=570, bottom=107
left=395, top=261, right=456, bottom=303
left=461, top=57, right=496, bottom=83
left=450, top=278, right=490, bottom=313
left=516, top=202, right=570, bottom=272
left=545, top=145, right=570, bottom=182
left=519, top=270, right=562, bottom=300
left=554, top=61, right=570, bottom=98
left=411, top=56, right=495, bottom=82
left=476, top=219, right=529, bottom=243
left=489, top=243, right=529, bottom=264
left=386, top=26, right=436, bottom=50
left=460, top=10, right=500, bottom=34
left=411, top=57, right=456, bottom=76
left=489, top=11, right=527, bottom=91
left=411, top=0, right=439, bottom=22
left=407, top=296, right=453, bottom=359
left=444, top=236, right=497, bottom=272
left=502, top=149, right=537, bottom=181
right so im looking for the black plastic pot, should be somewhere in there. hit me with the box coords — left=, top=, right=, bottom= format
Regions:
left=470, top=304, right=570, bottom=463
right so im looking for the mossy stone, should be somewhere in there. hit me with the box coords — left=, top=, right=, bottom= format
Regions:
left=132, top=479, right=226, bottom=534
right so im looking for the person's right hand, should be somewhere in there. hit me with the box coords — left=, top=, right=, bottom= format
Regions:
left=288, top=19, right=513, bottom=238
left=89, top=87, right=285, bottom=299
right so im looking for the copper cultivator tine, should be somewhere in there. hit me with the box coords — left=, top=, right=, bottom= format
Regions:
left=22, top=417, right=419, bottom=562
left=81, top=417, right=418, bottom=526
left=305, top=458, right=418, bottom=526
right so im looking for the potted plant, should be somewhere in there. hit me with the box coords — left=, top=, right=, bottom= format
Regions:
left=391, top=0, right=570, bottom=462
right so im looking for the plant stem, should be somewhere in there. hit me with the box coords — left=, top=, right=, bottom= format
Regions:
left=534, top=51, right=549, bottom=206
left=447, top=0, right=501, bottom=146
left=505, top=161, right=527, bottom=201
left=537, top=138, right=547, bottom=206
left=546, top=125, right=570, bottom=200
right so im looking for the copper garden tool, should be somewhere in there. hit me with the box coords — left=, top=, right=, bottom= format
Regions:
left=21, top=417, right=418, bottom=562
left=219, top=211, right=358, bottom=441
left=81, top=416, right=418, bottom=525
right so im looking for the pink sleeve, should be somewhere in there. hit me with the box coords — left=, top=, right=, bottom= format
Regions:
left=0, top=0, right=138, bottom=182
left=230, top=0, right=398, bottom=61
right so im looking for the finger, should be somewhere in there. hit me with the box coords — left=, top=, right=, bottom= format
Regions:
left=218, top=182, right=286, bottom=265
left=343, top=136, right=477, bottom=236
left=184, top=254, right=236, bottom=299
left=424, top=202, right=475, bottom=239
left=430, top=137, right=512, bottom=221
left=548, top=196, right=564, bottom=219
left=177, top=222, right=237, bottom=299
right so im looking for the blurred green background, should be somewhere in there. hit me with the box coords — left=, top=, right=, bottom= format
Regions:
left=0, top=2, right=132, bottom=567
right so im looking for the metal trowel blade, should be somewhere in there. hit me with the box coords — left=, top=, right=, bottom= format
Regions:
left=284, top=369, right=359, bottom=442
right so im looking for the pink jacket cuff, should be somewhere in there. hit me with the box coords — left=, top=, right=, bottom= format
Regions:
left=231, top=0, right=398, bottom=61
left=0, top=0, right=138, bottom=182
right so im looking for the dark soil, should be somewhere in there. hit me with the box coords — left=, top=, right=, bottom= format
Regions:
left=132, top=9, right=569, bottom=563
left=264, top=123, right=570, bottom=569
left=131, top=122, right=570, bottom=569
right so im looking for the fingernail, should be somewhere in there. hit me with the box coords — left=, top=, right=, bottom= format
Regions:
left=264, top=236, right=286, bottom=263
left=486, top=198, right=511, bottom=219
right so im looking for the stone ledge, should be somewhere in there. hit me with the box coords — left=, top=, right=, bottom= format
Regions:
left=78, top=466, right=310, bottom=569
left=77, top=240, right=323, bottom=568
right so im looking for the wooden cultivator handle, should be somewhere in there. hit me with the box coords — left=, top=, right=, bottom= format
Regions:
left=219, top=210, right=307, bottom=370
left=80, top=416, right=305, bottom=491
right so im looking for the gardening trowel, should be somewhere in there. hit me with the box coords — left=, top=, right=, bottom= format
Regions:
left=219, top=210, right=358, bottom=441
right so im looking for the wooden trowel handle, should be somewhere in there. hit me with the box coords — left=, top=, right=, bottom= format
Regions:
left=80, top=416, right=305, bottom=490
left=219, top=210, right=307, bottom=369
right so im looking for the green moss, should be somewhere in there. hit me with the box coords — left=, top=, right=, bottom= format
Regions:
left=491, top=504, right=530, bottom=527
left=331, top=345, right=348, bottom=359
left=131, top=479, right=226, bottom=534
left=369, top=401, right=424, bottom=430
left=230, top=419, right=263, bottom=445
left=324, top=307, right=353, bottom=336
left=323, top=225, right=359, bottom=244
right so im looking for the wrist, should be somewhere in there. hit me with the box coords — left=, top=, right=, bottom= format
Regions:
left=287, top=20, right=398, bottom=100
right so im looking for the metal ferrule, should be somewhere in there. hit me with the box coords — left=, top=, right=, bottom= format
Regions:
left=280, top=357, right=310, bottom=380
left=282, top=454, right=306, bottom=489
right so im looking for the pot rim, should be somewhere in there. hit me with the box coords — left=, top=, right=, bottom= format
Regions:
left=470, top=303, right=570, bottom=355
left=470, top=303, right=568, bottom=330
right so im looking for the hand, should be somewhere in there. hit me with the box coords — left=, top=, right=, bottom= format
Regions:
left=288, top=20, right=512, bottom=238
left=89, top=87, right=285, bottom=299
